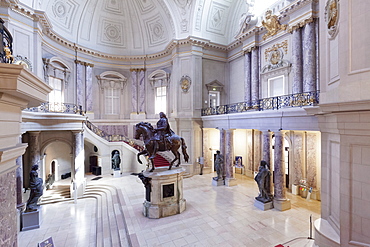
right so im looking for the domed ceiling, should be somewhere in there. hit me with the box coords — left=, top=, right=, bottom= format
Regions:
left=19, top=0, right=281, bottom=56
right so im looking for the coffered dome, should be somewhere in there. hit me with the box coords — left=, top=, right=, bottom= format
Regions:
left=18, top=0, right=283, bottom=56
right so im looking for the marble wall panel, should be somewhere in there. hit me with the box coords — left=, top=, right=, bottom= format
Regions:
left=253, top=130, right=261, bottom=171
left=292, top=132, right=303, bottom=185
left=0, top=170, right=17, bottom=247
left=307, top=132, right=317, bottom=188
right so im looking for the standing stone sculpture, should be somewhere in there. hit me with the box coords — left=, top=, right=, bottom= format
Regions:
left=254, top=160, right=272, bottom=203
left=25, top=165, right=43, bottom=212
left=111, top=151, right=121, bottom=170
left=213, top=150, right=224, bottom=181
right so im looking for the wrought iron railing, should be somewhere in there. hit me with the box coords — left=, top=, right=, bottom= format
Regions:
left=0, top=18, right=13, bottom=64
left=201, top=91, right=319, bottom=116
left=84, top=120, right=144, bottom=151
left=25, top=102, right=84, bottom=115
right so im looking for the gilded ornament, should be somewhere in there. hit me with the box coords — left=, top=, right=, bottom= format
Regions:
left=261, top=10, right=287, bottom=40
left=325, top=0, right=339, bottom=38
left=180, top=75, right=191, bottom=93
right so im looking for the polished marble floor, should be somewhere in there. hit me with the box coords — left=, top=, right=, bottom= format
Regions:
left=18, top=171, right=320, bottom=247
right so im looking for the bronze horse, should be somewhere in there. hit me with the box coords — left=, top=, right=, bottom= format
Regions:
left=135, top=122, right=189, bottom=172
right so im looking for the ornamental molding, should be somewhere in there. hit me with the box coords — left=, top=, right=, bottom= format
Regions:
left=279, top=0, right=318, bottom=17
left=264, top=40, right=288, bottom=61
left=324, top=0, right=339, bottom=39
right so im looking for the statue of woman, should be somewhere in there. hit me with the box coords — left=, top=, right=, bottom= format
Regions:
left=25, top=164, right=43, bottom=212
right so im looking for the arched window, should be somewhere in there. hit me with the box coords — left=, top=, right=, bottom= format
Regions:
left=97, top=71, right=127, bottom=118
left=149, top=70, right=170, bottom=114
left=43, top=57, right=71, bottom=111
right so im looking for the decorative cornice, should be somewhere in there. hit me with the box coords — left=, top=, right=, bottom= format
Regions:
left=288, top=17, right=315, bottom=33
left=75, top=60, right=94, bottom=67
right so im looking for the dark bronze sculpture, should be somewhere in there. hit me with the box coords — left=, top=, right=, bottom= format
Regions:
left=135, top=120, right=189, bottom=172
left=131, top=172, right=152, bottom=202
left=213, top=150, right=224, bottom=181
left=111, top=151, right=121, bottom=170
left=254, top=160, right=272, bottom=203
left=25, top=165, right=43, bottom=212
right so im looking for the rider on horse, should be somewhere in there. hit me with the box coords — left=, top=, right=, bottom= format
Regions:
left=151, top=112, right=173, bottom=158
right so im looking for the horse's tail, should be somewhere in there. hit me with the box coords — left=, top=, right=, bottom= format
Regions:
left=181, top=137, right=189, bottom=162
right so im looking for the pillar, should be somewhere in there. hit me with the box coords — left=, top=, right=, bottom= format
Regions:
left=225, top=130, right=237, bottom=186
left=273, top=131, right=291, bottom=211
left=131, top=70, right=138, bottom=114
left=262, top=130, right=271, bottom=164
left=76, top=62, right=85, bottom=109
left=292, top=28, right=303, bottom=94
left=86, top=65, right=93, bottom=112
left=302, top=21, right=316, bottom=92
left=244, top=52, right=252, bottom=104
left=72, top=130, right=85, bottom=197
left=138, top=69, right=146, bottom=114
left=251, top=47, right=259, bottom=106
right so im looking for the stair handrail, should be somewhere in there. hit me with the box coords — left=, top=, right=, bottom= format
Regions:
left=84, top=120, right=144, bottom=151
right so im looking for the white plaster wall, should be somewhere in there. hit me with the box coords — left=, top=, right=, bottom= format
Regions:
left=228, top=56, right=244, bottom=104
left=44, top=141, right=72, bottom=182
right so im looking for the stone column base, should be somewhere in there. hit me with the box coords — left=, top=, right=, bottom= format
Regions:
left=273, top=198, right=291, bottom=211
left=225, top=177, right=237, bottom=187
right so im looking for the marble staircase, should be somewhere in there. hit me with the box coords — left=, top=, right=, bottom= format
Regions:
left=39, top=182, right=131, bottom=247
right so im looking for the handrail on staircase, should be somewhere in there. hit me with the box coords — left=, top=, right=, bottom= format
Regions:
left=84, top=120, right=144, bottom=151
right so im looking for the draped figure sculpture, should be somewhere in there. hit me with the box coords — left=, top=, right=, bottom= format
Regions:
left=25, top=165, right=43, bottom=212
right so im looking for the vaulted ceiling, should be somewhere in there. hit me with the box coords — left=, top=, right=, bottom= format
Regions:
left=19, top=0, right=281, bottom=56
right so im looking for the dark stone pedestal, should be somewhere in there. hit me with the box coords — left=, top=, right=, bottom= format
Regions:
left=254, top=199, right=273, bottom=211
left=21, top=209, right=40, bottom=231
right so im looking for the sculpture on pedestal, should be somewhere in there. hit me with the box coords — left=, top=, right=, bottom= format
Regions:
left=254, top=160, right=272, bottom=203
left=25, top=165, right=43, bottom=212
left=134, top=114, right=189, bottom=172
left=111, top=151, right=121, bottom=170
left=213, top=150, right=224, bottom=181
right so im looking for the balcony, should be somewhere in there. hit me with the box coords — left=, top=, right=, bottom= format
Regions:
left=201, top=91, right=319, bottom=116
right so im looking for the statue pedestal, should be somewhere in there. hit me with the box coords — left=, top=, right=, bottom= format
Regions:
left=21, top=209, right=40, bottom=231
left=212, top=178, right=224, bottom=186
left=113, top=169, right=121, bottom=178
left=254, top=200, right=273, bottom=211
left=142, top=167, right=186, bottom=218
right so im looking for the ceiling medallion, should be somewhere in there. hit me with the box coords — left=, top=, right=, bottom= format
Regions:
left=325, top=0, right=339, bottom=38
left=180, top=75, right=191, bottom=93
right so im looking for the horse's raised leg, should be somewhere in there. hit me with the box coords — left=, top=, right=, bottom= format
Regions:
left=149, top=157, right=155, bottom=172
left=137, top=150, right=147, bottom=164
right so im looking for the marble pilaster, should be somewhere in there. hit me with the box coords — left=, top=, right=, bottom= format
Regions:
left=138, top=70, right=145, bottom=113
left=131, top=70, right=138, bottom=113
left=273, top=131, right=291, bottom=211
left=16, top=156, right=23, bottom=208
left=29, top=132, right=40, bottom=168
left=86, top=65, right=93, bottom=112
left=262, top=131, right=271, bottom=164
left=251, top=48, right=259, bottom=106
left=219, top=129, right=226, bottom=158
left=76, top=63, right=84, bottom=108
left=302, top=21, right=316, bottom=92
left=244, top=52, right=252, bottom=103
left=292, top=28, right=303, bottom=94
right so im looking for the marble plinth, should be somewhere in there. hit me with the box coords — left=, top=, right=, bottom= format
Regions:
left=142, top=167, right=186, bottom=218
left=273, top=198, right=291, bottom=211
left=212, top=178, right=224, bottom=186
left=113, top=170, right=121, bottom=178
left=21, top=209, right=40, bottom=231
left=254, top=200, right=273, bottom=211
left=225, top=177, right=237, bottom=187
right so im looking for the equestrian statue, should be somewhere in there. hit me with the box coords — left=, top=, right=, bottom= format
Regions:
left=135, top=112, right=189, bottom=172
